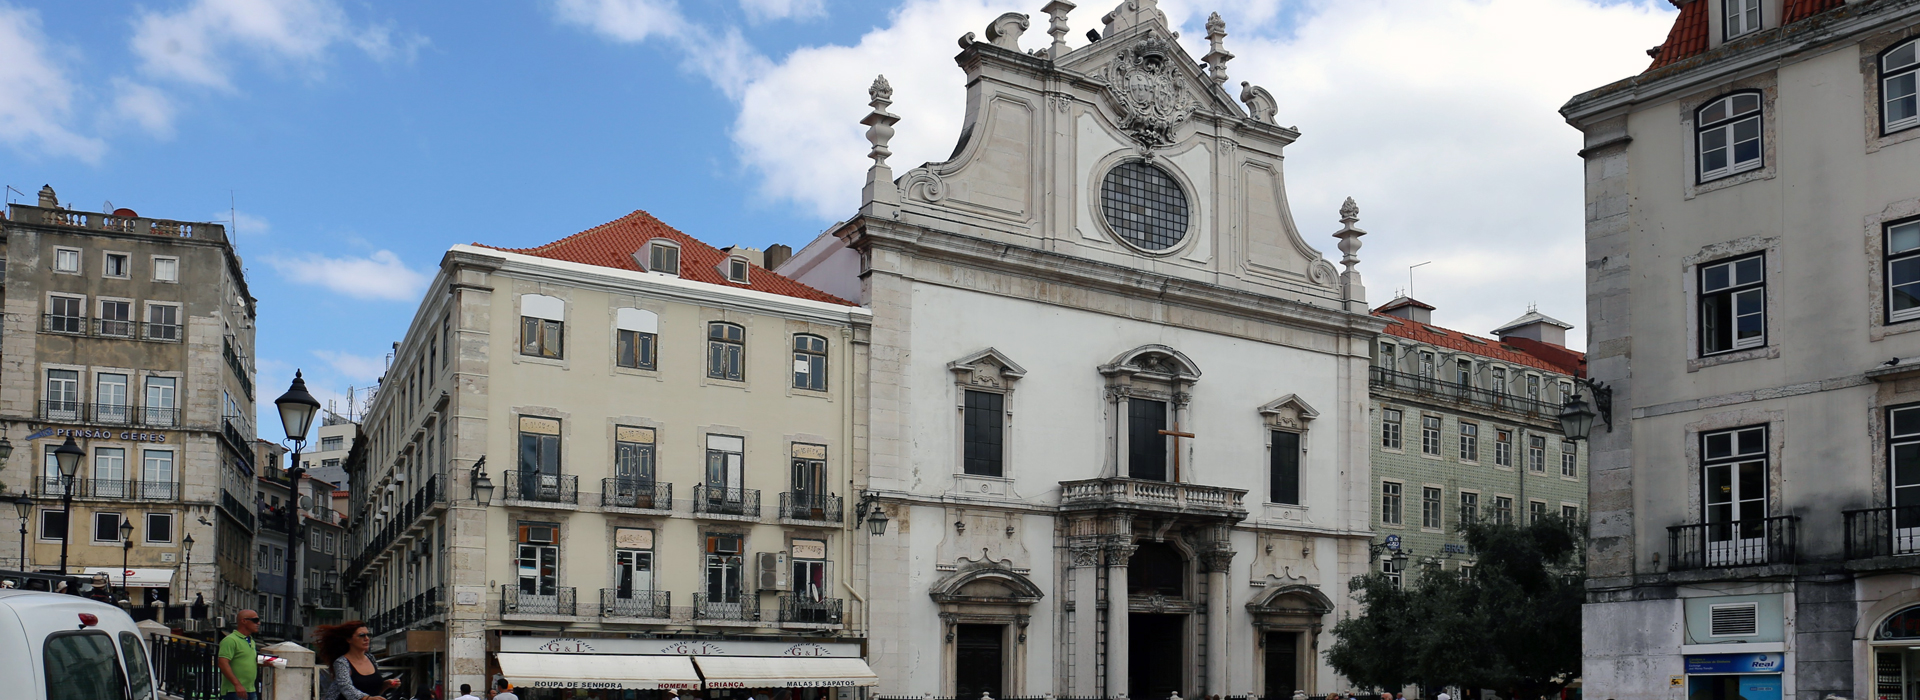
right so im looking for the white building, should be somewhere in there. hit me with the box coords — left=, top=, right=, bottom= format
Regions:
left=784, top=2, right=1382, bottom=696
left=1564, top=1, right=1920, bottom=699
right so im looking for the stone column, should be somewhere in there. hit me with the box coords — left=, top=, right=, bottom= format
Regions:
left=1105, top=537, right=1135, bottom=698
left=262, top=641, right=316, bottom=700
left=1199, top=546, right=1236, bottom=696
left=1069, top=539, right=1103, bottom=694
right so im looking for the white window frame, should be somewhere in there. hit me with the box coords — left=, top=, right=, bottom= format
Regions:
left=144, top=512, right=173, bottom=544
left=91, top=511, right=125, bottom=544
left=1420, top=415, right=1442, bottom=456
left=53, top=247, right=81, bottom=274
left=1381, top=408, right=1403, bottom=450
left=1887, top=218, right=1920, bottom=324
left=1697, top=92, right=1764, bottom=182
left=1699, top=253, right=1767, bottom=355
left=1561, top=440, right=1579, bottom=478
left=1528, top=435, right=1548, bottom=473
left=723, top=256, right=750, bottom=284
left=1459, top=421, right=1479, bottom=462
left=1724, top=0, right=1761, bottom=40
left=102, top=251, right=131, bottom=279
left=145, top=302, right=182, bottom=342
left=151, top=255, right=179, bottom=283
left=1421, top=486, right=1443, bottom=530
left=1381, top=480, right=1404, bottom=526
left=1528, top=499, right=1549, bottom=525
left=37, top=509, right=68, bottom=543
left=1886, top=39, right=1920, bottom=134
left=645, top=240, right=681, bottom=277
left=1459, top=490, right=1480, bottom=524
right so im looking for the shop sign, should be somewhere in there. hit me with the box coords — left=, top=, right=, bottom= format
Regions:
left=505, top=637, right=862, bottom=658
left=29, top=427, right=168, bottom=443
left=1684, top=653, right=1784, bottom=674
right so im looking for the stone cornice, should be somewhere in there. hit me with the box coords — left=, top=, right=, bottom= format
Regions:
left=840, top=218, right=1387, bottom=343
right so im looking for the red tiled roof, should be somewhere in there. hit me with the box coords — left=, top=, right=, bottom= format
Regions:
left=1648, top=0, right=1708, bottom=70
left=476, top=210, right=856, bottom=307
left=1783, top=0, right=1846, bottom=23
left=1374, top=313, right=1586, bottom=376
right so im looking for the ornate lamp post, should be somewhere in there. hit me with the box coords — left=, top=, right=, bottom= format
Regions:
left=1558, top=377, right=1613, bottom=441
left=180, top=533, right=194, bottom=613
left=54, top=437, right=84, bottom=575
left=12, top=493, right=30, bottom=570
left=273, top=371, right=321, bottom=637
left=119, top=519, right=134, bottom=602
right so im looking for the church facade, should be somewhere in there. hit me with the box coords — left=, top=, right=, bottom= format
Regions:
left=782, top=2, right=1384, bottom=696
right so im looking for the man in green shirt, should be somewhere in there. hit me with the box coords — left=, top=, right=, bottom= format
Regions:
left=216, top=609, right=262, bottom=699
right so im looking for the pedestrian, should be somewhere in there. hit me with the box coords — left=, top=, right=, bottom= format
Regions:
left=315, top=620, right=401, bottom=700
left=454, top=684, right=480, bottom=700
left=215, top=609, right=261, bottom=700
left=492, top=678, right=519, bottom=700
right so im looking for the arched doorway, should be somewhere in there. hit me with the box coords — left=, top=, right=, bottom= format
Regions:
left=930, top=561, right=1044, bottom=699
left=1247, top=584, right=1335, bottom=700
left=1873, top=605, right=1920, bottom=700
left=1128, top=541, right=1192, bottom=700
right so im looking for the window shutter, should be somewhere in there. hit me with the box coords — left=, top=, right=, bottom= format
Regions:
left=1710, top=603, right=1759, bottom=636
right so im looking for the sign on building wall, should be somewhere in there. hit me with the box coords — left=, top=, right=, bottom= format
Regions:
left=501, top=637, right=863, bottom=658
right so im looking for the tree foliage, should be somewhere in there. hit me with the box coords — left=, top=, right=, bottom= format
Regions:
left=1325, top=516, right=1586, bottom=699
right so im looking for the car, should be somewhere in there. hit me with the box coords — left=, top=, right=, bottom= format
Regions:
left=0, top=589, right=161, bottom=700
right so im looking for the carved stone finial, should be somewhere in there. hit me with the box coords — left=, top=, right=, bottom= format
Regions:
left=1101, top=0, right=1167, bottom=35
left=869, top=75, right=893, bottom=103
left=1334, top=197, right=1365, bottom=274
left=1042, top=1, right=1076, bottom=60
left=1340, top=196, right=1359, bottom=223
left=959, top=31, right=975, bottom=49
left=1095, top=35, right=1198, bottom=148
left=1239, top=81, right=1277, bottom=124
left=860, top=74, right=903, bottom=215
left=1201, top=12, right=1233, bottom=84
left=986, top=12, right=1029, bottom=51
left=37, top=184, right=56, bottom=208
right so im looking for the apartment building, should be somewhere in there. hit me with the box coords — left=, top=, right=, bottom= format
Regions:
left=343, top=211, right=872, bottom=695
left=0, top=185, right=260, bottom=627
left=1564, top=2, right=1920, bottom=699
left=300, top=410, right=359, bottom=489
left=1366, top=298, right=1588, bottom=585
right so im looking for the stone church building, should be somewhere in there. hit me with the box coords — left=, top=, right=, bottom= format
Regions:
left=782, top=1, right=1386, bottom=696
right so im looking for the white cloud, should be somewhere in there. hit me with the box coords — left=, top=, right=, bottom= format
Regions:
left=112, top=78, right=177, bottom=138
left=266, top=249, right=430, bottom=301
left=550, top=0, right=768, bottom=99
left=553, top=0, right=687, bottom=43
left=312, top=349, right=387, bottom=382
left=740, top=0, right=826, bottom=23
left=0, top=4, right=106, bottom=161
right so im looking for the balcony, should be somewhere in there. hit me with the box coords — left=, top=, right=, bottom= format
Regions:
left=692, top=485, right=759, bottom=519
left=1667, top=516, right=1800, bottom=571
left=693, top=592, right=758, bottom=622
left=600, top=589, right=670, bottom=620
left=502, top=586, right=576, bottom=616
left=223, top=337, right=254, bottom=401
left=143, top=322, right=182, bottom=342
left=777, top=595, right=844, bottom=625
left=601, top=478, right=672, bottom=511
left=779, top=492, right=843, bottom=524
left=221, top=490, right=256, bottom=531
left=1368, top=366, right=1561, bottom=419
left=35, top=401, right=178, bottom=427
left=31, top=476, right=181, bottom=501
left=1058, top=477, right=1249, bottom=521
left=258, top=506, right=293, bottom=534
left=13, top=203, right=228, bottom=242
left=504, top=471, right=578, bottom=505
left=1845, top=505, right=1920, bottom=560
left=95, top=317, right=136, bottom=338
left=39, top=400, right=82, bottom=422
left=38, top=314, right=185, bottom=344
left=43, top=314, right=86, bottom=335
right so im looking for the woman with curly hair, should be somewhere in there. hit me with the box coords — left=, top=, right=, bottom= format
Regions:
left=315, top=620, right=400, bottom=700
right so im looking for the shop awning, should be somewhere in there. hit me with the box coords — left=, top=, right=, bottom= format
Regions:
left=78, top=568, right=174, bottom=588
left=692, top=656, right=881, bottom=689
left=496, top=652, right=700, bottom=691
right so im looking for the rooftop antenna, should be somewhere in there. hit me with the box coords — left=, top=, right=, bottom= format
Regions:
left=1408, top=261, right=1432, bottom=299
left=230, top=190, right=237, bottom=236
left=4, top=185, right=23, bottom=204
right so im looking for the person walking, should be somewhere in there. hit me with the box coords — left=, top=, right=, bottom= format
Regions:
left=216, top=610, right=261, bottom=700
left=316, top=620, right=402, bottom=700
left=491, top=678, right=519, bottom=700
left=453, top=684, right=480, bottom=700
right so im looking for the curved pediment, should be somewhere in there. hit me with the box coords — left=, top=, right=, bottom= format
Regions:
left=1099, top=344, right=1201, bottom=382
left=1247, top=583, right=1335, bottom=617
left=929, top=565, right=1045, bottom=605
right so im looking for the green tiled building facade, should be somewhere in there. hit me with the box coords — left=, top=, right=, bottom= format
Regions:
left=1364, top=298, right=1589, bottom=585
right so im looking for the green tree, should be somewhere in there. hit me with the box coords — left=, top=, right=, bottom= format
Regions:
left=1326, top=516, right=1585, bottom=699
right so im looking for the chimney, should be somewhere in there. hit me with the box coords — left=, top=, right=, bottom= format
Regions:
left=37, top=185, right=57, bottom=208
left=1374, top=296, right=1434, bottom=324
left=1492, top=307, right=1575, bottom=347
left=764, top=244, right=793, bottom=272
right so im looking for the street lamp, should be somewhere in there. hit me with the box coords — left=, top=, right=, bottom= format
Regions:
left=119, top=519, right=134, bottom=601
left=1558, top=377, right=1613, bottom=441
left=13, top=493, right=30, bottom=571
left=180, top=533, right=194, bottom=612
left=853, top=491, right=889, bottom=535
left=54, top=437, right=84, bottom=575
left=273, top=371, right=321, bottom=639
left=470, top=456, right=494, bottom=504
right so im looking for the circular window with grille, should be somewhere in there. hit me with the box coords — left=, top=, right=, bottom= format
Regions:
left=1100, top=161, right=1190, bottom=252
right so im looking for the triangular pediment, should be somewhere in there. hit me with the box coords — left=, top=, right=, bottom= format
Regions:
left=1258, top=394, right=1320, bottom=421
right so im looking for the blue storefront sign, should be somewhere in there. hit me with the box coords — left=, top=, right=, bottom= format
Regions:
left=1685, top=653, right=1785, bottom=675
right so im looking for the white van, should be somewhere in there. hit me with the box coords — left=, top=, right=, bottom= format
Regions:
left=0, top=589, right=161, bottom=700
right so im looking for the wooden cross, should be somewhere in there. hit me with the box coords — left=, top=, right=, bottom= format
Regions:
left=1158, top=423, right=1195, bottom=483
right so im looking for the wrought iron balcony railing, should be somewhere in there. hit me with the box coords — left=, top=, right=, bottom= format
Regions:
left=779, top=492, right=843, bottom=523
left=43, top=313, right=86, bottom=335
left=694, top=591, right=758, bottom=622
left=1368, top=366, right=1561, bottom=418
left=778, top=595, right=844, bottom=624
left=502, top=585, right=575, bottom=616
left=600, top=589, right=670, bottom=619
left=602, top=478, right=672, bottom=510
left=505, top=470, right=579, bottom=504
left=1844, top=505, right=1920, bottom=559
left=31, top=476, right=181, bottom=501
left=692, top=485, right=759, bottom=518
left=143, top=322, right=182, bottom=342
left=1667, top=515, right=1799, bottom=571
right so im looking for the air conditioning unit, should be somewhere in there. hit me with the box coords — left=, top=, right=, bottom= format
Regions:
left=755, top=552, right=788, bottom=592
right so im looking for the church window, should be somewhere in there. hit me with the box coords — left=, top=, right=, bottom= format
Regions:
left=963, top=390, right=1005, bottom=477
left=1883, top=39, right=1920, bottom=134
left=1269, top=429, right=1300, bottom=505
left=707, top=322, right=745, bottom=381
left=1696, top=92, right=1763, bottom=182
left=1128, top=398, right=1170, bottom=481
left=646, top=241, right=680, bottom=276
left=1100, top=161, right=1189, bottom=252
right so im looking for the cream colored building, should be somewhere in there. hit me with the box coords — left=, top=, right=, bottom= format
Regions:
left=343, top=212, right=871, bottom=695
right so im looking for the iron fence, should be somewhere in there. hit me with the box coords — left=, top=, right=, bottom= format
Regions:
left=1844, top=505, right=1920, bottom=559
left=30, top=476, right=181, bottom=501
left=778, top=595, right=843, bottom=624
left=602, top=478, right=672, bottom=510
left=143, top=322, right=182, bottom=342
left=505, top=470, right=579, bottom=504
left=43, top=313, right=86, bottom=335
left=601, top=588, right=671, bottom=619
left=692, top=485, right=759, bottom=518
left=149, top=633, right=222, bottom=700
left=1369, top=366, right=1561, bottom=417
left=1668, top=515, right=1799, bottom=570
left=693, top=591, right=758, bottom=621
left=780, top=492, right=843, bottom=523
left=502, top=585, right=576, bottom=616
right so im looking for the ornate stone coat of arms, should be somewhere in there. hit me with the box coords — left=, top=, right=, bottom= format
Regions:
left=1096, top=35, right=1200, bottom=148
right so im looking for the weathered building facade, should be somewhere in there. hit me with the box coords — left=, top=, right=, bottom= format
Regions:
left=1565, top=2, right=1920, bottom=699
left=783, top=2, right=1381, bottom=696
left=344, top=215, right=871, bottom=695
left=0, top=186, right=259, bottom=627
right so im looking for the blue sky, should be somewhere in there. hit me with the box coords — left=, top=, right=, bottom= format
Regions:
left=0, top=0, right=1675, bottom=431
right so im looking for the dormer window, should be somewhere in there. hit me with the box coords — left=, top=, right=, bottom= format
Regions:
left=724, top=256, right=749, bottom=284
left=1724, top=0, right=1760, bottom=40
left=645, top=241, right=680, bottom=277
